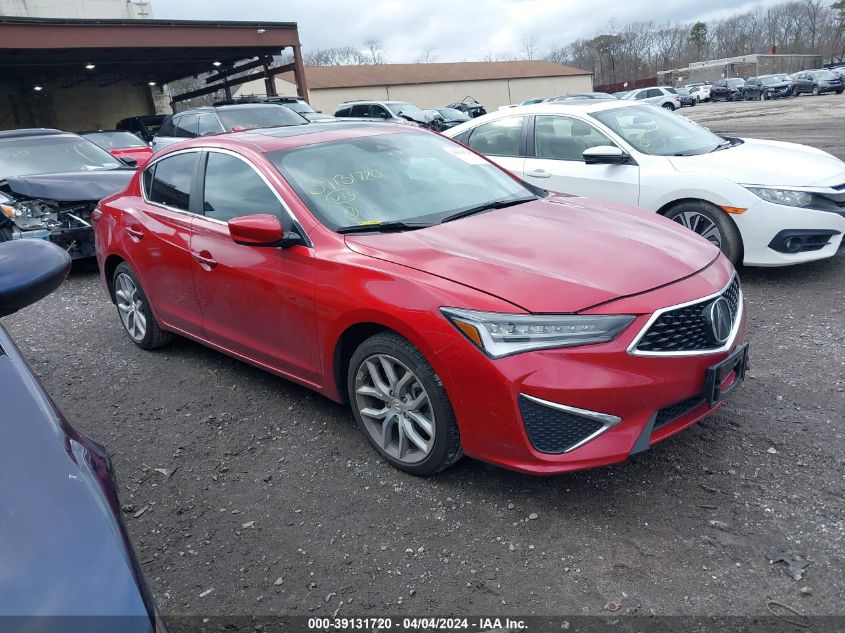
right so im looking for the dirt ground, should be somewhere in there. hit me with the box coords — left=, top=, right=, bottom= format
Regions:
left=3, top=96, right=844, bottom=624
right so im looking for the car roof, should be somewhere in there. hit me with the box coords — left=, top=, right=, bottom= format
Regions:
left=155, top=120, right=421, bottom=155
left=0, top=128, right=66, bottom=140
left=452, top=99, right=648, bottom=121
left=174, top=103, right=290, bottom=116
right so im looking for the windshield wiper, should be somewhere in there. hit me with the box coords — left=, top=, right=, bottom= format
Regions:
left=441, top=196, right=536, bottom=223
left=336, top=221, right=431, bottom=234
left=709, top=139, right=734, bottom=153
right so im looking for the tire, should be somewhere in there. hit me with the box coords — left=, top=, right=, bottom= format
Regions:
left=663, top=200, right=743, bottom=266
left=347, top=332, right=462, bottom=476
left=792, top=87, right=800, bottom=97
left=812, top=86, right=820, bottom=96
left=112, top=262, right=172, bottom=350
left=696, top=95, right=701, bottom=103
left=837, top=89, right=844, bottom=95
left=661, top=102, right=675, bottom=111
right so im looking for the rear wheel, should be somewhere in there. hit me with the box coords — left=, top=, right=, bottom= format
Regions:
left=663, top=200, right=742, bottom=265
left=812, top=86, right=820, bottom=96
left=760, top=92, right=767, bottom=101
left=112, top=263, right=172, bottom=350
left=792, top=86, right=800, bottom=97
left=662, top=102, right=675, bottom=111
left=348, top=332, right=462, bottom=476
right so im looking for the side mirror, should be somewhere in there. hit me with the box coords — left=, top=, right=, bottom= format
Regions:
left=583, top=146, right=631, bottom=165
left=228, top=214, right=304, bottom=248
left=0, top=240, right=71, bottom=317
left=120, top=156, right=138, bottom=167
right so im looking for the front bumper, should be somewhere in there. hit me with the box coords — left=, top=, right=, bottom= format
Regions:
left=434, top=257, right=747, bottom=474
left=732, top=199, right=845, bottom=266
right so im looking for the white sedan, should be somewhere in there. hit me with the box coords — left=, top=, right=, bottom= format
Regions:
left=443, top=101, right=845, bottom=266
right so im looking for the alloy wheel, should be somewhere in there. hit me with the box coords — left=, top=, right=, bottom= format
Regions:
left=115, top=272, right=147, bottom=341
left=670, top=211, right=722, bottom=248
left=354, top=353, right=435, bottom=464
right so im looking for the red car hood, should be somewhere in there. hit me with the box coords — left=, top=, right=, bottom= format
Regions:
left=344, top=196, right=720, bottom=313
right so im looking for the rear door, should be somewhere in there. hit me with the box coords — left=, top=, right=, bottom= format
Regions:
left=463, top=115, right=527, bottom=178
left=123, top=151, right=203, bottom=334
left=189, top=150, right=320, bottom=382
left=522, top=114, right=639, bottom=204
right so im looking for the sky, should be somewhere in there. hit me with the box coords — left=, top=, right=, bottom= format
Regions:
left=151, top=0, right=789, bottom=64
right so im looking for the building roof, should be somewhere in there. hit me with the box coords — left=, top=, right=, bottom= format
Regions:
left=0, top=17, right=301, bottom=86
left=281, top=61, right=590, bottom=90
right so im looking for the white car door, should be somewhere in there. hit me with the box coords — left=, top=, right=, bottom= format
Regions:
left=462, top=115, right=526, bottom=178
left=522, top=114, right=640, bottom=205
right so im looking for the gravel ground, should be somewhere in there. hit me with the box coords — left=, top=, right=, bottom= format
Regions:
left=4, top=99, right=844, bottom=623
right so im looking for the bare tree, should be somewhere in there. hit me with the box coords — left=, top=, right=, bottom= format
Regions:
left=418, top=46, right=437, bottom=63
left=364, top=38, right=386, bottom=65
left=521, top=32, right=539, bottom=61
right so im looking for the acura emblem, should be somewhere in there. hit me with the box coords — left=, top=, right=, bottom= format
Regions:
left=705, top=297, right=732, bottom=344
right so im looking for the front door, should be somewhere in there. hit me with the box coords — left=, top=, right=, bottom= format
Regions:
left=522, top=115, right=640, bottom=206
left=189, top=150, right=320, bottom=383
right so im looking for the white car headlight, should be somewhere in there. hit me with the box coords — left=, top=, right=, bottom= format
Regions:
left=745, top=187, right=814, bottom=208
left=441, top=308, right=634, bottom=358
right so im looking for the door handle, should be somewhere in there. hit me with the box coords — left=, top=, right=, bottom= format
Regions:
left=126, top=226, right=144, bottom=241
left=525, top=170, right=551, bottom=179
left=191, top=250, right=217, bottom=270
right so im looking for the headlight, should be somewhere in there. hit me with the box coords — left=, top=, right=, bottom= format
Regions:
left=745, top=187, right=814, bottom=208
left=440, top=308, right=635, bottom=358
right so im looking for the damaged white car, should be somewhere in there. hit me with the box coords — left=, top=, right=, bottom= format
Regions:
left=0, top=129, right=136, bottom=259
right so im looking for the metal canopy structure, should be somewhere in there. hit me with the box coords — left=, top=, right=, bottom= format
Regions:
left=0, top=16, right=309, bottom=104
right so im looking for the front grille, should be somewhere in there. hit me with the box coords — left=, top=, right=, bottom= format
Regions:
left=519, top=396, right=604, bottom=454
left=654, top=394, right=705, bottom=430
left=635, top=277, right=741, bottom=353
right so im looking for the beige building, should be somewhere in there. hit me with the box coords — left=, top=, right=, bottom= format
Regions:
left=236, top=61, right=593, bottom=114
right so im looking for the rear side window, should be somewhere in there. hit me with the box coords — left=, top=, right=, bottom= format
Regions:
left=147, top=152, right=198, bottom=210
left=466, top=116, right=524, bottom=157
left=202, top=152, right=282, bottom=222
left=350, top=104, right=370, bottom=117
left=334, top=106, right=351, bottom=117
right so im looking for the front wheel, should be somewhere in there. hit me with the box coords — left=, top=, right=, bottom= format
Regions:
left=348, top=332, right=462, bottom=476
left=812, top=86, right=820, bottom=96
left=760, top=92, right=767, bottom=101
left=112, top=263, right=172, bottom=350
left=663, top=201, right=743, bottom=265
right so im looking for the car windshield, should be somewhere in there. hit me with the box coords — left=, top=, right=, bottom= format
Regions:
left=0, top=136, right=123, bottom=177
left=83, top=131, right=148, bottom=149
left=591, top=105, right=726, bottom=156
left=675, top=88, right=690, bottom=95
left=760, top=76, right=781, bottom=85
left=385, top=102, right=423, bottom=116
left=727, top=79, right=745, bottom=87
left=217, top=106, right=308, bottom=131
left=281, top=101, right=317, bottom=114
left=437, top=108, right=470, bottom=121
left=267, top=131, right=534, bottom=231
left=814, top=70, right=836, bottom=80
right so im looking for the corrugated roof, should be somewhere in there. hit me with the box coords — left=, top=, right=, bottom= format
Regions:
left=281, top=61, right=590, bottom=89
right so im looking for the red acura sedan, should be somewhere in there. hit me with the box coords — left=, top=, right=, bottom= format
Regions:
left=93, top=122, right=747, bottom=476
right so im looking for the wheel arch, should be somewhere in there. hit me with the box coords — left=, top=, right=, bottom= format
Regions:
left=657, top=197, right=744, bottom=262
left=332, top=321, right=399, bottom=405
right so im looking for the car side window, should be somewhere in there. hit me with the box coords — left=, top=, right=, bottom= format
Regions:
left=634, top=90, right=648, bottom=100
left=646, top=89, right=661, bottom=98
left=466, top=116, right=524, bottom=157
left=334, top=106, right=351, bottom=117
left=368, top=105, right=390, bottom=119
left=142, top=162, right=156, bottom=194
left=147, top=152, right=198, bottom=211
left=350, top=104, right=370, bottom=117
left=157, top=116, right=175, bottom=137
left=197, top=114, right=222, bottom=137
left=534, top=116, right=614, bottom=162
left=202, top=152, right=283, bottom=223
left=174, top=115, right=198, bottom=138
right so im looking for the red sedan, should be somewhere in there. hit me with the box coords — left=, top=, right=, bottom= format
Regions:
left=81, top=130, right=153, bottom=168
left=93, top=122, right=747, bottom=476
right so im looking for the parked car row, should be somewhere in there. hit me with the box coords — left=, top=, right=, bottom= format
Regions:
left=697, top=69, right=843, bottom=103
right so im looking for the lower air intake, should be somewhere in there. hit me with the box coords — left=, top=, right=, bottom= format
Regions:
left=518, top=395, right=604, bottom=454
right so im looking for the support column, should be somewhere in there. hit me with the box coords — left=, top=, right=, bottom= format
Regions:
left=292, top=44, right=309, bottom=102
